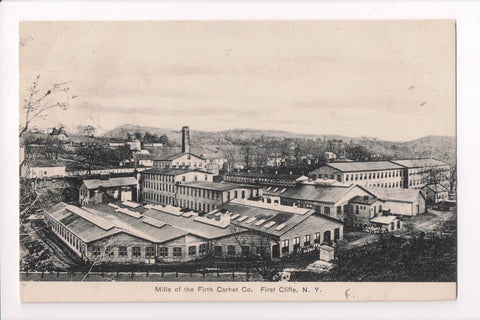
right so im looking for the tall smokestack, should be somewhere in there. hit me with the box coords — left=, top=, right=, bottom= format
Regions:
left=181, top=126, right=190, bottom=153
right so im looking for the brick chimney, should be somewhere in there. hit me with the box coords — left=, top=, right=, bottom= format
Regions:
left=181, top=126, right=190, bottom=153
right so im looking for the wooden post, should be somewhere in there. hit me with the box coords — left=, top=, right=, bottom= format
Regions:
left=203, top=267, right=206, bottom=278
left=41, top=271, right=44, bottom=279
left=232, top=264, right=235, bottom=279
left=217, top=266, right=220, bottom=278
left=176, top=270, right=178, bottom=277
left=162, top=266, right=164, bottom=277
left=146, top=270, right=149, bottom=277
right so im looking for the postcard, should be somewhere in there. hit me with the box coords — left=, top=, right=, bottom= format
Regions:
left=18, top=20, right=456, bottom=302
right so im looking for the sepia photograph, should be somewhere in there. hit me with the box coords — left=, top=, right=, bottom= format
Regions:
left=17, top=20, right=456, bottom=302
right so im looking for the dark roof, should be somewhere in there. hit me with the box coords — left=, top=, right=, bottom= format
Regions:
left=390, top=159, right=449, bottom=168
left=277, top=184, right=374, bottom=204
left=312, top=161, right=403, bottom=173
left=142, top=206, right=245, bottom=240
left=154, top=152, right=205, bottom=161
left=366, top=187, right=425, bottom=203
left=82, top=176, right=137, bottom=190
left=349, top=195, right=382, bottom=205
left=222, top=199, right=342, bottom=238
left=181, top=181, right=257, bottom=192
left=46, top=202, right=191, bottom=244
left=225, top=171, right=303, bottom=180
left=143, top=168, right=212, bottom=176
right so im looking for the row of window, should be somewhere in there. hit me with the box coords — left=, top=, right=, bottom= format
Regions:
left=49, top=218, right=83, bottom=252
left=177, top=199, right=217, bottom=213
left=225, top=176, right=295, bottom=186
left=90, top=244, right=209, bottom=258
left=144, top=181, right=175, bottom=192
left=178, top=186, right=222, bottom=200
left=344, top=170, right=403, bottom=182
left=143, top=191, right=174, bottom=205
left=280, top=229, right=340, bottom=254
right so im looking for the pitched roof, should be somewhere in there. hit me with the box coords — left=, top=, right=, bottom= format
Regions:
left=366, top=186, right=424, bottom=203
left=46, top=202, right=191, bottom=244
left=222, top=199, right=341, bottom=238
left=390, top=159, right=449, bottom=168
left=181, top=181, right=257, bottom=192
left=142, top=168, right=211, bottom=176
left=142, top=207, right=244, bottom=239
left=370, top=215, right=397, bottom=224
left=350, top=195, right=382, bottom=205
left=312, top=161, right=403, bottom=173
left=154, top=152, right=205, bottom=161
left=276, top=184, right=373, bottom=204
left=82, top=176, right=137, bottom=190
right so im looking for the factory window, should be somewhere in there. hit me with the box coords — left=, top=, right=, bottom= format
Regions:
left=188, top=246, right=197, bottom=256
left=334, top=228, right=340, bottom=241
left=314, top=232, right=321, bottom=244
left=355, top=174, right=358, bottom=180
left=92, top=247, right=101, bottom=256
left=227, top=245, right=236, bottom=256
left=158, top=247, right=168, bottom=257
left=199, top=244, right=207, bottom=255
left=145, top=247, right=155, bottom=258
left=173, top=247, right=182, bottom=258
left=293, top=237, right=300, bottom=251
left=304, top=235, right=311, bottom=246
left=281, top=240, right=289, bottom=254
left=214, top=246, right=222, bottom=256
left=105, top=246, right=114, bottom=257
left=337, top=206, right=342, bottom=214
left=132, top=247, right=141, bottom=257
left=346, top=175, right=349, bottom=181
left=119, top=246, right=127, bottom=257
left=324, top=207, right=330, bottom=215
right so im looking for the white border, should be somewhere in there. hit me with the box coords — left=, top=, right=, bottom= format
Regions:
left=1, top=1, right=479, bottom=319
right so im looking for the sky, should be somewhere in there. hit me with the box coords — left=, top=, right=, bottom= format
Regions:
left=19, top=21, right=455, bottom=142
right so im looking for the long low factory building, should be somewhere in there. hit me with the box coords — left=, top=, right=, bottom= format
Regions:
left=44, top=198, right=343, bottom=263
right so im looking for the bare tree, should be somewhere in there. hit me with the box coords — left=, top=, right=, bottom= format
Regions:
left=19, top=75, right=75, bottom=140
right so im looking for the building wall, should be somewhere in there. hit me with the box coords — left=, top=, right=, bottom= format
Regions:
left=44, top=213, right=86, bottom=258
left=224, top=174, right=297, bottom=187
left=87, top=233, right=156, bottom=263
left=153, top=154, right=207, bottom=170
left=211, top=232, right=274, bottom=258
left=350, top=200, right=383, bottom=227
left=311, top=165, right=404, bottom=188
left=382, top=195, right=426, bottom=216
left=278, top=215, right=343, bottom=256
left=142, top=171, right=214, bottom=206
left=405, top=166, right=451, bottom=190
left=157, top=234, right=208, bottom=262
left=176, top=185, right=259, bottom=213
left=23, top=166, right=66, bottom=179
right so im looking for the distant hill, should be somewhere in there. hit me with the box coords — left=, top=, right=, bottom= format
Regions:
left=103, top=124, right=357, bottom=145
left=102, top=125, right=456, bottom=165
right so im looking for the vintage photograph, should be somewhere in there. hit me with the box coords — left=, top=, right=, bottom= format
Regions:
left=18, top=20, right=456, bottom=300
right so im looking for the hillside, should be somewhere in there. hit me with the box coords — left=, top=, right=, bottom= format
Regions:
left=102, top=125, right=456, bottom=165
